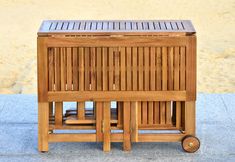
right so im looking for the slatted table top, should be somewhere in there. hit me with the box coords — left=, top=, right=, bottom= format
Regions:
left=38, top=20, right=196, bottom=36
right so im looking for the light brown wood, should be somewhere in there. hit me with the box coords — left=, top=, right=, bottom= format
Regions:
left=72, top=48, right=78, bottom=90
left=38, top=102, right=49, bottom=151
left=60, top=48, right=66, bottom=91
left=186, top=36, right=197, bottom=100
left=97, top=47, right=102, bottom=90
left=48, top=134, right=96, bottom=142
left=67, top=47, right=72, bottom=90
left=37, top=38, right=48, bottom=102
left=48, top=48, right=54, bottom=91
left=123, top=102, right=131, bottom=151
left=38, top=20, right=197, bottom=152
left=103, top=102, right=111, bottom=152
left=48, top=91, right=187, bottom=102
left=96, top=102, right=103, bottom=141
left=131, top=101, right=138, bottom=142
left=91, top=47, right=96, bottom=90
left=39, top=20, right=196, bottom=36
left=185, top=101, right=196, bottom=135
left=84, top=47, right=90, bottom=91
left=77, top=102, right=85, bottom=120
left=55, top=102, right=63, bottom=126
left=138, top=134, right=184, bottom=142
left=182, top=135, right=200, bottom=153
left=102, top=47, right=108, bottom=90
left=114, top=47, right=120, bottom=90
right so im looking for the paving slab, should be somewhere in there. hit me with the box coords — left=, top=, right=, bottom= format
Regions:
left=0, top=94, right=234, bottom=162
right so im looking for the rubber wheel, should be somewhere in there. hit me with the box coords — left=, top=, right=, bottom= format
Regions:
left=181, top=135, right=200, bottom=153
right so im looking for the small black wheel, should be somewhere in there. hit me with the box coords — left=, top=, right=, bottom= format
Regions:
left=181, top=135, right=200, bottom=153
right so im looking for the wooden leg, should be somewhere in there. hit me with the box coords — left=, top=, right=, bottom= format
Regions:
left=55, top=102, right=63, bottom=126
left=123, top=102, right=131, bottom=151
left=49, top=102, right=53, bottom=117
left=96, top=102, right=103, bottom=142
left=38, top=102, right=49, bottom=152
left=131, top=101, right=138, bottom=142
left=77, top=102, right=85, bottom=120
left=103, top=102, right=110, bottom=152
left=117, top=102, right=123, bottom=127
left=185, top=101, right=195, bottom=135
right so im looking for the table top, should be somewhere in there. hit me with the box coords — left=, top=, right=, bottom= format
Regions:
left=38, top=20, right=196, bottom=36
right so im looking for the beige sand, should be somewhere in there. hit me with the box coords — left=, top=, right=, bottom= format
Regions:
left=0, top=0, right=234, bottom=94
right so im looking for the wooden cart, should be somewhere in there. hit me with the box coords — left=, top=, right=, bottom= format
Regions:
left=37, top=20, right=200, bottom=153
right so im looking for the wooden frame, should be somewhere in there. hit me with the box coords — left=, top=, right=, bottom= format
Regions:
left=37, top=20, right=197, bottom=152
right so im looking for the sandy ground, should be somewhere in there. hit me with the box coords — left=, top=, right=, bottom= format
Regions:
left=0, top=0, right=234, bottom=94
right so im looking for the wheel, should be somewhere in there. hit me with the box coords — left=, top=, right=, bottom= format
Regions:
left=181, top=135, right=200, bottom=153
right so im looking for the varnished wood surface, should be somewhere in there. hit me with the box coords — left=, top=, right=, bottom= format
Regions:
left=38, top=20, right=196, bottom=36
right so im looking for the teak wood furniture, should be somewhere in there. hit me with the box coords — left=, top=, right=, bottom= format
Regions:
left=37, top=20, right=200, bottom=153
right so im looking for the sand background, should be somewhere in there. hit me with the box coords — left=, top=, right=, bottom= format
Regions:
left=0, top=0, right=234, bottom=94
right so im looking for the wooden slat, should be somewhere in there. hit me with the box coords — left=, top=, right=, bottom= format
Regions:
left=48, top=91, right=187, bottom=102
left=144, top=47, right=149, bottom=90
left=142, top=102, right=147, bottom=125
left=96, top=47, right=102, bottom=90
left=108, top=48, right=114, bottom=90
left=45, top=37, right=188, bottom=47
left=132, top=47, right=138, bottom=90
left=84, top=47, right=90, bottom=90
left=174, top=47, right=181, bottom=128
left=60, top=48, right=66, bottom=91
left=48, top=48, right=54, bottom=91
left=65, top=118, right=96, bottom=124
left=39, top=20, right=196, bottom=36
left=111, top=133, right=123, bottom=142
left=138, top=47, right=144, bottom=90
left=138, top=134, right=184, bottom=142
left=154, top=102, right=160, bottom=124
left=103, top=102, right=111, bottom=152
left=180, top=46, right=186, bottom=90
left=138, top=102, right=142, bottom=125
left=114, top=48, right=120, bottom=90
left=123, top=102, right=131, bottom=151
left=102, top=47, right=108, bottom=90
left=78, top=47, right=84, bottom=91
left=161, top=47, right=167, bottom=124
left=72, top=47, right=78, bottom=90
left=38, top=102, right=49, bottom=151
left=150, top=47, right=155, bottom=91
left=55, top=48, right=61, bottom=91
left=126, top=47, right=132, bottom=90
left=67, top=48, right=72, bottom=90
left=156, top=47, right=162, bottom=90
left=78, top=47, right=85, bottom=120
left=148, top=101, right=154, bottom=125
left=55, top=102, right=63, bottom=126
left=131, top=102, right=138, bottom=142
left=120, top=47, right=126, bottom=90
left=155, top=47, right=161, bottom=125
left=90, top=47, right=96, bottom=90
left=68, top=21, right=75, bottom=30
left=166, top=47, right=174, bottom=124
left=48, top=134, right=96, bottom=142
